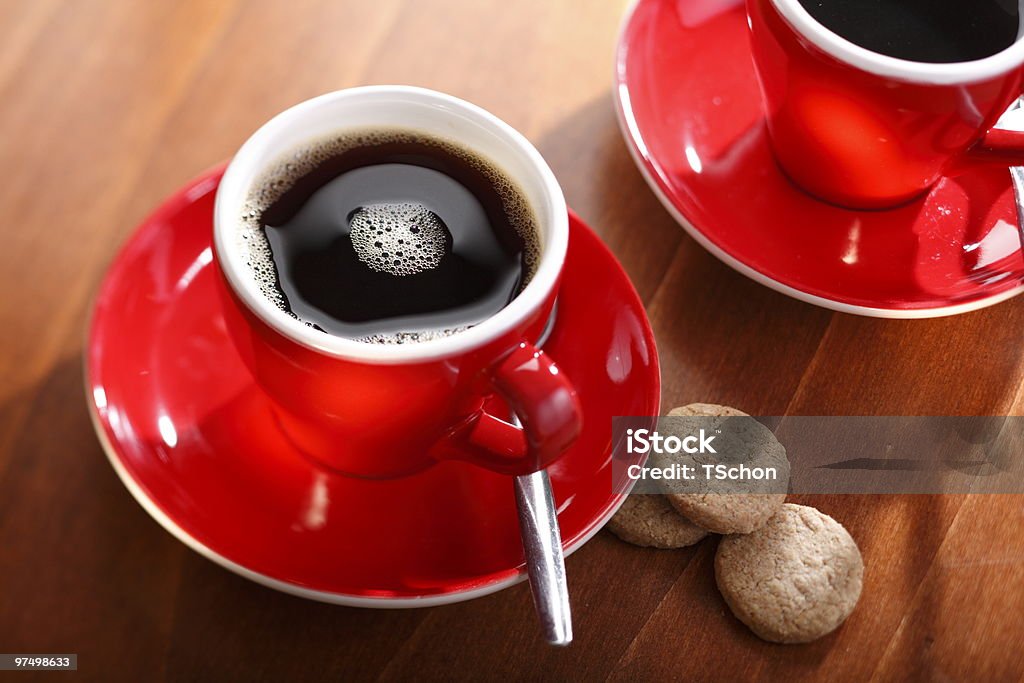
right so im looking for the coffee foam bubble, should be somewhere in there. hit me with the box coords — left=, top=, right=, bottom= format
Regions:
left=237, top=127, right=541, bottom=344
left=348, top=203, right=449, bottom=276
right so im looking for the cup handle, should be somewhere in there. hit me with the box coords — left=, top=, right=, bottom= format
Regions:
left=430, top=341, right=583, bottom=476
left=965, top=127, right=1024, bottom=166
left=961, top=98, right=1024, bottom=168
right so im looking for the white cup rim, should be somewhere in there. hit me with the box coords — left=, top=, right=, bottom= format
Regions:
left=213, top=86, right=568, bottom=365
left=770, top=0, right=1024, bottom=85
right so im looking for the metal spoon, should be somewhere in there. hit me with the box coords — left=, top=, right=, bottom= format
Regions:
left=997, top=101, right=1024, bottom=244
left=512, top=306, right=572, bottom=646
left=1011, top=165, right=1024, bottom=244
left=514, top=452, right=572, bottom=645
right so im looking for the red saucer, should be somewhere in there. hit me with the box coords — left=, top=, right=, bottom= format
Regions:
left=85, top=165, right=659, bottom=606
left=615, top=0, right=1024, bottom=317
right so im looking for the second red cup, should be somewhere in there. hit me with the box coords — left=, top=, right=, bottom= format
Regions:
left=748, top=0, right=1024, bottom=209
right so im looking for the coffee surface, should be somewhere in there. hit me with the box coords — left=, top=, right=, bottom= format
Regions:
left=240, top=130, right=539, bottom=343
left=797, top=0, right=1019, bottom=63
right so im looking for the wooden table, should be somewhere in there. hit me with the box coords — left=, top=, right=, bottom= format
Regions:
left=2, top=0, right=1023, bottom=680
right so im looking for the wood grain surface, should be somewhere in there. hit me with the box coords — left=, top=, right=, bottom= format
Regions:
left=1, top=1, right=1023, bottom=681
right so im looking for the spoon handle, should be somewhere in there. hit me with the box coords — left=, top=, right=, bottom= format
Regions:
left=514, top=466, right=572, bottom=646
left=1010, top=165, right=1024, bottom=246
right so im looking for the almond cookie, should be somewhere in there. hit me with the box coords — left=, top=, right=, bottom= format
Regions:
left=715, top=504, right=863, bottom=644
left=662, top=403, right=788, bottom=534
left=606, top=494, right=708, bottom=548
left=668, top=403, right=748, bottom=419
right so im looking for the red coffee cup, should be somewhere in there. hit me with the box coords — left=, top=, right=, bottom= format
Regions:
left=213, top=86, right=581, bottom=479
left=748, top=0, right=1024, bottom=209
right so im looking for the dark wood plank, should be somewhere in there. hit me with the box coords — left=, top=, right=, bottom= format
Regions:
left=0, top=0, right=239, bottom=474
left=869, top=494, right=1024, bottom=681
left=0, top=355, right=185, bottom=682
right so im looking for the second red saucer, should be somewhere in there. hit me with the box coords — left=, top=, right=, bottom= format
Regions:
left=85, top=166, right=659, bottom=606
left=615, top=0, right=1024, bottom=317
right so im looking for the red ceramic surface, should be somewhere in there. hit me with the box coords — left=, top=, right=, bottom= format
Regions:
left=615, top=0, right=1024, bottom=316
left=212, top=86, right=580, bottom=481
left=218, top=226, right=577, bottom=480
left=85, top=166, right=659, bottom=605
left=443, top=342, right=584, bottom=476
left=222, top=253, right=579, bottom=478
left=749, top=0, right=1024, bottom=208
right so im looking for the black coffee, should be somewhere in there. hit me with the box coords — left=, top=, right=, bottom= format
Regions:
left=797, top=0, right=1019, bottom=63
left=241, top=129, right=539, bottom=343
